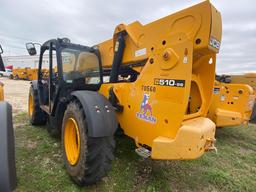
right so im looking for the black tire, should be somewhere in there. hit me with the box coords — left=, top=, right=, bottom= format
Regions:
left=9, top=74, right=13, bottom=79
left=28, top=86, right=47, bottom=125
left=0, top=73, right=3, bottom=77
left=62, top=100, right=115, bottom=186
left=0, top=102, right=17, bottom=191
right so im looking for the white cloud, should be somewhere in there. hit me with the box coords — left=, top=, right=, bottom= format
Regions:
left=0, top=0, right=255, bottom=73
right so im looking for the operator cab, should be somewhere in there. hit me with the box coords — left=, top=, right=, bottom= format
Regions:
left=26, top=38, right=103, bottom=114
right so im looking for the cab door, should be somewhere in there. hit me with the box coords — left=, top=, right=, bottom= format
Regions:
left=38, top=42, right=59, bottom=113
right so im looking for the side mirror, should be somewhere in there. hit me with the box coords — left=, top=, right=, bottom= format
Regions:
left=26, top=43, right=37, bottom=56
left=0, top=45, right=3, bottom=54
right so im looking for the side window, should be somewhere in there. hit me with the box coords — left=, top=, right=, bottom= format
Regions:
left=61, top=48, right=100, bottom=84
left=77, top=52, right=100, bottom=84
left=40, top=49, right=57, bottom=81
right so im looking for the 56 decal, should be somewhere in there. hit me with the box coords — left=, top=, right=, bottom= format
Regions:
left=154, top=78, right=185, bottom=87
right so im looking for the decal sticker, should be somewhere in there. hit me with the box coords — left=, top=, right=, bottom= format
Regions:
left=233, top=96, right=239, bottom=100
left=213, top=88, right=220, bottom=94
left=220, top=95, right=225, bottom=101
left=183, top=56, right=188, bottom=64
left=136, top=94, right=157, bottom=124
left=135, top=48, right=146, bottom=57
left=141, top=85, right=156, bottom=93
left=115, top=41, right=120, bottom=52
left=209, top=36, right=221, bottom=50
left=154, top=78, right=185, bottom=87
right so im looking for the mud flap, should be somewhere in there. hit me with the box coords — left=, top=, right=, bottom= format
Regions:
left=0, top=102, right=17, bottom=191
left=71, top=91, right=118, bottom=137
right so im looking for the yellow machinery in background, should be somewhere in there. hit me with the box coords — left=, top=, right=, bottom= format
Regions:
left=11, top=68, right=48, bottom=81
left=229, top=73, right=256, bottom=93
left=0, top=44, right=17, bottom=191
left=27, top=1, right=222, bottom=186
left=12, top=68, right=28, bottom=80
left=0, top=81, right=3, bottom=101
left=217, top=73, right=256, bottom=122
left=208, top=80, right=255, bottom=127
left=27, top=68, right=48, bottom=81
left=26, top=68, right=38, bottom=81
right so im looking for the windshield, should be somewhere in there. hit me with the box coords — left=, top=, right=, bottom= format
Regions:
left=61, top=48, right=101, bottom=84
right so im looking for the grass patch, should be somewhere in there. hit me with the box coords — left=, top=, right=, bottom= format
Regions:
left=14, top=113, right=256, bottom=191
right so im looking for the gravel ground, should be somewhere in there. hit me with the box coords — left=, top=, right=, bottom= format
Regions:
left=0, top=77, right=30, bottom=114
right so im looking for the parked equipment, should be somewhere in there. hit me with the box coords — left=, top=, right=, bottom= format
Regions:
left=26, top=1, right=222, bottom=185
left=12, top=68, right=28, bottom=80
left=0, top=44, right=17, bottom=192
left=217, top=73, right=256, bottom=122
left=208, top=80, right=255, bottom=127
left=26, top=68, right=39, bottom=81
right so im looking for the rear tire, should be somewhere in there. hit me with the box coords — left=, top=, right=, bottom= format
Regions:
left=28, top=86, right=47, bottom=125
left=0, top=102, right=17, bottom=191
left=14, top=75, right=19, bottom=80
left=62, top=100, right=115, bottom=186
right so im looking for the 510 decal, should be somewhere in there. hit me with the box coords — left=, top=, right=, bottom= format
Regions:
left=154, top=78, right=185, bottom=87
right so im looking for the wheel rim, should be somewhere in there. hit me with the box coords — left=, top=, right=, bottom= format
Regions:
left=29, top=94, right=34, bottom=117
left=64, top=118, right=81, bottom=165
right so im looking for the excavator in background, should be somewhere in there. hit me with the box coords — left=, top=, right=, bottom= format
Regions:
left=26, top=1, right=221, bottom=186
left=0, top=44, right=17, bottom=191
left=216, top=73, right=256, bottom=122
left=208, top=80, right=255, bottom=127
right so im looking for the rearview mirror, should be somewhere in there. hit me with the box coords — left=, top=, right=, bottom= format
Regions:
left=0, top=44, right=3, bottom=54
left=26, top=43, right=37, bottom=56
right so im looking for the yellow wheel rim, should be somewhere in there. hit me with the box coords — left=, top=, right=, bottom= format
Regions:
left=64, top=118, right=81, bottom=165
left=29, top=94, right=34, bottom=117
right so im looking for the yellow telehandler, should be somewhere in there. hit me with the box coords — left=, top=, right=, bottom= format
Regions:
left=217, top=73, right=256, bottom=122
left=11, top=68, right=29, bottom=80
left=0, top=44, right=17, bottom=191
left=208, top=80, right=255, bottom=127
left=26, top=68, right=39, bottom=81
left=26, top=1, right=222, bottom=185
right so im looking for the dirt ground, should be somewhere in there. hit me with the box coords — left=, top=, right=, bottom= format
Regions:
left=0, top=77, right=30, bottom=114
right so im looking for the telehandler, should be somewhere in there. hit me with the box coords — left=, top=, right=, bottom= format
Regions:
left=216, top=73, right=256, bottom=122
left=27, top=68, right=39, bottom=81
left=26, top=1, right=222, bottom=185
left=208, top=80, right=255, bottom=127
left=0, top=44, right=17, bottom=191
left=12, top=68, right=29, bottom=80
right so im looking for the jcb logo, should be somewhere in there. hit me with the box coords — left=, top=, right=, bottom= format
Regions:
left=210, top=36, right=221, bottom=50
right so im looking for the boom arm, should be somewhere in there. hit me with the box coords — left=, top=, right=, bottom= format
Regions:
left=97, top=1, right=222, bottom=160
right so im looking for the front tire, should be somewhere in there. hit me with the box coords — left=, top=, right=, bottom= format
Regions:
left=62, top=100, right=115, bottom=186
left=28, top=86, right=47, bottom=125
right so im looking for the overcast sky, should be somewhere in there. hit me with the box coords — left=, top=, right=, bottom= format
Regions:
left=0, top=0, right=255, bottom=73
